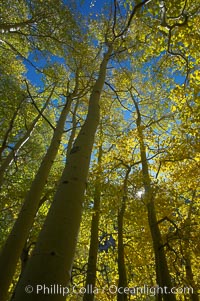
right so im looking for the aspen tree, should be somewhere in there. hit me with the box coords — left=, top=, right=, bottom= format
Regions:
left=0, top=85, right=78, bottom=301
left=117, top=167, right=131, bottom=301
left=182, top=195, right=199, bottom=301
left=13, top=45, right=113, bottom=301
left=83, top=144, right=102, bottom=301
left=132, top=94, right=176, bottom=301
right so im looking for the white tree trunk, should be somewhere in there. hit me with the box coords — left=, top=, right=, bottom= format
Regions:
left=12, top=46, right=112, bottom=301
left=0, top=96, right=72, bottom=301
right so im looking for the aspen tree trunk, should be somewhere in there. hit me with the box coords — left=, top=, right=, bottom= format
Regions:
left=13, top=46, right=112, bottom=301
left=132, top=96, right=176, bottom=301
left=0, top=95, right=73, bottom=301
left=83, top=145, right=102, bottom=301
left=0, top=90, right=54, bottom=188
left=183, top=197, right=199, bottom=301
left=117, top=168, right=130, bottom=301
left=185, top=257, right=199, bottom=301
left=66, top=100, right=79, bottom=159
left=11, top=113, right=79, bottom=301
left=0, top=99, right=23, bottom=161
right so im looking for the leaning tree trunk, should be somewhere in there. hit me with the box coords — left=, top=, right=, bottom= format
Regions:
left=12, top=46, right=112, bottom=301
left=117, top=168, right=130, bottom=301
left=0, top=92, right=74, bottom=301
left=11, top=109, right=80, bottom=301
left=83, top=145, right=102, bottom=301
left=132, top=95, right=176, bottom=301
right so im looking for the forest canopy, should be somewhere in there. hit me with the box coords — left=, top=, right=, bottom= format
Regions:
left=0, top=0, right=199, bottom=300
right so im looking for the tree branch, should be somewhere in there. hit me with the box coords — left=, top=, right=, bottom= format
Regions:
left=24, top=81, right=56, bottom=130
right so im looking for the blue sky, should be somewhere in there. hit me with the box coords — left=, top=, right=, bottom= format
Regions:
left=78, top=0, right=107, bottom=14
left=24, top=0, right=108, bottom=86
left=24, top=1, right=185, bottom=90
left=24, top=51, right=66, bottom=87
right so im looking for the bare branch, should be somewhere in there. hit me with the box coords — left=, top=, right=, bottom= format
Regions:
left=115, top=0, right=152, bottom=39
left=105, top=81, right=133, bottom=112
left=24, top=81, right=56, bottom=130
left=159, top=0, right=190, bottom=83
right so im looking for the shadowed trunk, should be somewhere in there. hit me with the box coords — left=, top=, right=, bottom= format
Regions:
left=83, top=145, right=102, bottom=301
left=0, top=90, right=74, bottom=301
left=117, top=168, right=130, bottom=301
left=183, top=195, right=199, bottom=301
left=132, top=93, right=176, bottom=301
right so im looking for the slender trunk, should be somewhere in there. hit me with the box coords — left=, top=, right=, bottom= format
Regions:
left=0, top=99, right=24, bottom=161
left=132, top=95, right=176, bottom=301
left=10, top=112, right=78, bottom=301
left=0, top=95, right=73, bottom=301
left=0, top=90, right=53, bottom=188
left=147, top=201, right=176, bottom=301
left=117, top=199, right=127, bottom=301
left=185, top=257, right=199, bottom=301
left=183, top=198, right=199, bottom=301
left=12, top=46, right=112, bottom=301
left=83, top=145, right=102, bottom=301
left=66, top=100, right=79, bottom=159
left=117, top=168, right=130, bottom=301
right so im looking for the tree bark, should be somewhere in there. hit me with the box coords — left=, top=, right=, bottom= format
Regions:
left=117, top=168, right=130, bottom=301
left=12, top=46, right=112, bottom=301
left=183, top=197, right=199, bottom=301
left=132, top=94, right=176, bottom=301
left=0, top=94, right=73, bottom=301
left=185, top=257, right=199, bottom=301
left=83, top=145, right=102, bottom=301
left=66, top=100, right=79, bottom=159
